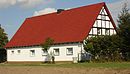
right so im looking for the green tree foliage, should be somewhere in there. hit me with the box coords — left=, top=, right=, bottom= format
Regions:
left=84, top=35, right=121, bottom=62
left=0, top=25, right=8, bottom=48
left=117, top=3, right=130, bottom=60
left=40, top=37, right=54, bottom=51
left=0, top=48, right=6, bottom=62
left=40, top=37, right=54, bottom=63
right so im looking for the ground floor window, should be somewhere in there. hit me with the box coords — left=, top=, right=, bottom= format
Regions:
left=42, top=50, right=47, bottom=56
left=66, top=48, right=73, bottom=55
left=30, top=50, right=35, bottom=56
left=54, top=48, right=60, bottom=56
left=11, top=50, right=14, bottom=54
left=17, top=50, right=21, bottom=54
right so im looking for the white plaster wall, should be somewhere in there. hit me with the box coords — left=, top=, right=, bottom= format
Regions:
left=7, top=43, right=83, bottom=62
left=7, top=47, right=43, bottom=62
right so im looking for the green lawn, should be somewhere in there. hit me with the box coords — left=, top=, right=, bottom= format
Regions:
left=0, top=62, right=130, bottom=69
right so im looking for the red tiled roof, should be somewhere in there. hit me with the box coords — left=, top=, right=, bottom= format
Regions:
left=5, top=2, right=116, bottom=48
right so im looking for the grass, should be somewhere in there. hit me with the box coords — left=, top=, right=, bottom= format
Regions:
left=0, top=62, right=130, bottom=69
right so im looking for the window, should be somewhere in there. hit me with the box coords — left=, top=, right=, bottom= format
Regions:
left=42, top=50, right=47, bottom=56
left=30, top=50, right=35, bottom=56
left=105, top=29, right=109, bottom=35
left=101, top=15, right=106, bottom=20
left=97, top=28, right=101, bottom=35
left=17, top=50, right=21, bottom=54
left=66, top=48, right=73, bottom=55
left=11, top=51, right=14, bottom=54
left=54, top=48, right=59, bottom=56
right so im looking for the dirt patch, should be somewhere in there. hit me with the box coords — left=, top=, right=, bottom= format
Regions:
left=0, top=66, right=130, bottom=74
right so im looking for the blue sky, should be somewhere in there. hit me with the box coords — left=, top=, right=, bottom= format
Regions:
left=0, top=0, right=129, bottom=39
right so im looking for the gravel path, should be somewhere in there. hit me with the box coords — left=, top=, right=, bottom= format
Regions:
left=0, top=66, right=130, bottom=74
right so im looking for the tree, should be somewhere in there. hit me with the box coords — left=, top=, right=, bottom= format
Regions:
left=84, top=35, right=121, bottom=62
left=117, top=3, right=130, bottom=61
left=40, top=37, right=54, bottom=63
left=0, top=48, right=6, bottom=62
left=40, top=37, right=54, bottom=51
left=0, top=24, right=8, bottom=48
left=84, top=37, right=103, bottom=61
left=0, top=24, right=8, bottom=62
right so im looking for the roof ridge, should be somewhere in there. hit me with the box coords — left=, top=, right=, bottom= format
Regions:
left=28, top=2, right=105, bottom=19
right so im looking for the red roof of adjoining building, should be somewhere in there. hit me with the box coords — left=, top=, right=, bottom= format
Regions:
left=5, top=2, right=116, bottom=48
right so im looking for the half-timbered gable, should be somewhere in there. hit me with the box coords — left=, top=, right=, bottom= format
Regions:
left=88, top=6, right=116, bottom=39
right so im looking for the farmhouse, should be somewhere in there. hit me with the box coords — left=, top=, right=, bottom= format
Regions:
left=5, top=2, right=116, bottom=62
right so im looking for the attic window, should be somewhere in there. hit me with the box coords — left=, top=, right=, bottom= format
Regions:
left=101, top=15, right=106, bottom=20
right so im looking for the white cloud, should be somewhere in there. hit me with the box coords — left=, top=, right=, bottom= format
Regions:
left=0, top=0, right=53, bottom=9
left=107, top=0, right=130, bottom=25
left=0, top=0, right=16, bottom=8
left=17, top=0, right=52, bottom=8
left=33, top=8, right=57, bottom=16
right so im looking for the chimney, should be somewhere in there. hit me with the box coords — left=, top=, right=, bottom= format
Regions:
left=57, top=9, right=64, bottom=14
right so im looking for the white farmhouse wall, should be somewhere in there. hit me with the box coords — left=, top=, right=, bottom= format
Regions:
left=7, top=43, right=84, bottom=62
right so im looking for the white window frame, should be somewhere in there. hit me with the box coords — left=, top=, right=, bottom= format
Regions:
left=42, top=50, right=47, bottom=56
left=97, top=28, right=101, bottom=35
left=54, top=48, right=60, bottom=56
left=101, top=15, right=106, bottom=20
left=17, top=50, right=21, bottom=54
left=30, top=50, right=35, bottom=57
left=105, top=29, right=109, bottom=35
left=66, top=48, right=73, bottom=55
left=11, top=50, right=14, bottom=54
